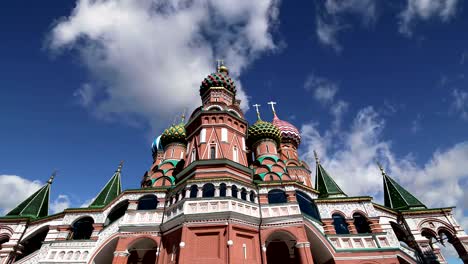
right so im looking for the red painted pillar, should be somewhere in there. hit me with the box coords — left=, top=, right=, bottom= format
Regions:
left=346, top=219, right=357, bottom=234
left=322, top=219, right=335, bottom=235
left=296, top=242, right=313, bottom=264
left=177, top=225, right=189, bottom=264
left=112, top=251, right=130, bottom=264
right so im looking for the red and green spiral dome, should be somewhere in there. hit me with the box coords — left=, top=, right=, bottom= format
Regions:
left=200, top=72, right=236, bottom=96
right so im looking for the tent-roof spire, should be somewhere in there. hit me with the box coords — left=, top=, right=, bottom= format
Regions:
left=378, top=162, right=426, bottom=211
left=5, top=171, right=56, bottom=219
left=89, top=161, right=123, bottom=208
left=314, top=151, right=346, bottom=198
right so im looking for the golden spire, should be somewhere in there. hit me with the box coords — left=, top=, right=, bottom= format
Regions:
left=313, top=150, right=320, bottom=164
left=47, top=170, right=57, bottom=184
left=376, top=161, right=386, bottom=175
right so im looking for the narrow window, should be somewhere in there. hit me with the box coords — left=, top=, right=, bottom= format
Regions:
left=200, top=129, right=206, bottom=143
left=210, top=145, right=216, bottom=159
left=233, top=147, right=238, bottom=162
left=220, top=183, right=227, bottom=197
left=232, top=185, right=238, bottom=198
left=171, top=148, right=174, bottom=158
left=266, top=144, right=270, bottom=153
left=332, top=214, right=350, bottom=234
left=191, top=149, right=196, bottom=162
left=221, top=128, right=228, bottom=142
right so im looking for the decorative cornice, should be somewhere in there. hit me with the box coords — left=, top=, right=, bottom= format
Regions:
left=315, top=196, right=372, bottom=203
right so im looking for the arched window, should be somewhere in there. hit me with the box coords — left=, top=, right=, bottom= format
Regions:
left=353, top=213, right=371, bottom=234
left=268, top=189, right=287, bottom=204
left=249, top=191, right=256, bottom=202
left=240, top=188, right=247, bottom=201
left=190, top=185, right=198, bottom=198
left=210, top=145, right=216, bottom=159
left=220, top=183, right=227, bottom=197
left=70, top=217, right=94, bottom=240
left=137, top=195, right=158, bottom=210
left=105, top=201, right=129, bottom=226
left=232, top=185, right=238, bottom=198
left=202, top=183, right=215, bottom=198
left=0, top=236, right=9, bottom=249
left=332, top=213, right=349, bottom=234
left=295, top=191, right=321, bottom=221
left=14, top=227, right=49, bottom=261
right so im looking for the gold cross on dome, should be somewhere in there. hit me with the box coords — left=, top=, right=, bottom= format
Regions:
left=253, top=104, right=261, bottom=120
left=267, top=101, right=277, bottom=115
left=216, top=59, right=224, bottom=70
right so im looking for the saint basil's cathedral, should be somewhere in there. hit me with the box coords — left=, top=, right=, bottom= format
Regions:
left=0, top=63, right=467, bottom=264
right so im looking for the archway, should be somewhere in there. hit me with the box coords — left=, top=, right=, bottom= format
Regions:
left=92, top=236, right=119, bottom=264
left=202, top=183, right=215, bottom=198
left=15, top=226, right=49, bottom=261
left=268, top=189, right=287, bottom=204
left=353, top=213, right=371, bottom=234
left=127, top=237, right=158, bottom=264
left=70, top=216, right=94, bottom=240
left=189, top=185, right=198, bottom=198
left=332, top=213, right=349, bottom=234
left=421, top=227, right=468, bottom=262
left=266, top=231, right=299, bottom=264
left=105, top=200, right=129, bottom=226
left=137, top=195, right=158, bottom=210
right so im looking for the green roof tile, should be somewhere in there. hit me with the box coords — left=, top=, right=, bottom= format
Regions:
left=315, top=162, right=347, bottom=198
left=89, top=162, right=123, bottom=208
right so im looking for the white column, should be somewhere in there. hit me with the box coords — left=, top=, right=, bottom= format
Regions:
left=197, top=187, right=203, bottom=198
left=227, top=186, right=232, bottom=196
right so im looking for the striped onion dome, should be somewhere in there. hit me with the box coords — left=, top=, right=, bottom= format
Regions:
left=272, top=114, right=301, bottom=146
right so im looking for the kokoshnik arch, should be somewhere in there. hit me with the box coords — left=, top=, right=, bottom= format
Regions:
left=0, top=63, right=467, bottom=264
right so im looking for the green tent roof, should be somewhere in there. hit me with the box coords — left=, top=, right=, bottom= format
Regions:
left=6, top=173, right=55, bottom=219
left=382, top=169, right=426, bottom=211
left=89, top=162, right=123, bottom=208
left=315, top=162, right=347, bottom=198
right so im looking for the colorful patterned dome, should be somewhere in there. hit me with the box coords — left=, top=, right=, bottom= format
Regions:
left=200, top=72, right=236, bottom=96
left=151, top=135, right=163, bottom=154
left=160, top=123, right=187, bottom=148
left=247, top=120, right=281, bottom=147
left=272, top=114, right=301, bottom=146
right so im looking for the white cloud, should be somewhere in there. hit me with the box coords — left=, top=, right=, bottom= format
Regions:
left=48, top=0, right=280, bottom=130
left=50, top=194, right=71, bottom=214
left=73, top=83, right=96, bottom=107
left=399, top=0, right=459, bottom=36
left=315, top=0, right=377, bottom=51
left=451, top=89, right=468, bottom=120
left=300, top=106, right=468, bottom=241
left=304, top=74, right=348, bottom=130
left=0, top=175, right=43, bottom=215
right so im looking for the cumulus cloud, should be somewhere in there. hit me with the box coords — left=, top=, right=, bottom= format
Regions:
left=300, top=106, right=468, bottom=235
left=451, top=89, right=468, bottom=120
left=48, top=0, right=280, bottom=130
left=399, top=0, right=459, bottom=36
left=315, top=0, right=377, bottom=51
left=50, top=194, right=71, bottom=214
left=0, top=175, right=43, bottom=215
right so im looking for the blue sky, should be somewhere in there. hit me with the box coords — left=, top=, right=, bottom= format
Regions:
left=1, top=0, right=467, bottom=262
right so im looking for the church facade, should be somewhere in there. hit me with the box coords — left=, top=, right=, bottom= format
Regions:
left=1, top=64, right=467, bottom=264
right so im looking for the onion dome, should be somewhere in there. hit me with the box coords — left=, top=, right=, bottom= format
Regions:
left=272, top=115, right=301, bottom=146
left=247, top=120, right=281, bottom=147
left=160, top=122, right=187, bottom=148
left=151, top=135, right=163, bottom=154
left=200, top=66, right=236, bottom=96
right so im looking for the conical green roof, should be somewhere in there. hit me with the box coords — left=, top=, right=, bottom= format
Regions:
left=160, top=122, right=187, bottom=148
left=247, top=120, right=281, bottom=147
left=382, top=169, right=426, bottom=211
left=89, top=162, right=123, bottom=208
left=315, top=162, right=347, bottom=198
left=6, top=172, right=55, bottom=219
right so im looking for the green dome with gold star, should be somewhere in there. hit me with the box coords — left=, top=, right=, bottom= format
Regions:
left=247, top=120, right=281, bottom=147
left=160, top=122, right=187, bottom=148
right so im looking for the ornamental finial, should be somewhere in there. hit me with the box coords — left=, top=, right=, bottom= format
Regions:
left=117, top=160, right=124, bottom=172
left=267, top=101, right=277, bottom=116
left=47, top=170, right=57, bottom=184
left=313, top=150, right=320, bottom=164
left=377, top=161, right=386, bottom=175
left=216, top=59, right=229, bottom=74
left=253, top=104, right=262, bottom=120
left=181, top=108, right=186, bottom=123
